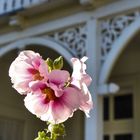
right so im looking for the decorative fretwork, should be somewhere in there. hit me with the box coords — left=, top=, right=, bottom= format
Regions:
left=101, top=11, right=140, bottom=62
left=49, top=25, right=87, bottom=58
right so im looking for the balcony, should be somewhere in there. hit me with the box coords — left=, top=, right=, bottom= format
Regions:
left=0, top=0, right=81, bottom=31
left=0, top=0, right=49, bottom=16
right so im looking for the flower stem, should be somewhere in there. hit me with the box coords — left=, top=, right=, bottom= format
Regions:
left=35, top=123, right=65, bottom=140
left=51, top=133, right=57, bottom=140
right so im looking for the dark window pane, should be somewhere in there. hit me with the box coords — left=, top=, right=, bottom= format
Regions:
left=115, top=134, right=133, bottom=140
left=114, top=94, right=133, bottom=119
left=104, top=135, right=110, bottom=140
left=103, top=97, right=109, bottom=120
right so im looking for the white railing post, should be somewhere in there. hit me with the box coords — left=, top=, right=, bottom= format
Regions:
left=0, top=0, right=6, bottom=15
left=32, top=0, right=40, bottom=5
left=85, top=18, right=103, bottom=140
left=23, top=0, right=31, bottom=7
left=0, top=0, right=48, bottom=15
left=6, top=0, right=14, bottom=13
left=14, top=0, right=22, bottom=10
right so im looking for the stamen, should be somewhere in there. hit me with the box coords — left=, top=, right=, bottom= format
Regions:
left=42, top=87, right=56, bottom=101
left=28, top=68, right=44, bottom=81
left=34, top=71, right=44, bottom=80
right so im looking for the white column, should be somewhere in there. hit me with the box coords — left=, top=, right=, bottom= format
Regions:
left=0, top=0, right=5, bottom=15
left=85, top=18, right=103, bottom=140
left=14, top=0, right=22, bottom=10
left=6, top=0, right=13, bottom=12
left=23, top=0, right=31, bottom=7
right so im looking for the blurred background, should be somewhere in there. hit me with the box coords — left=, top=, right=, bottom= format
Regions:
left=0, top=0, right=140, bottom=140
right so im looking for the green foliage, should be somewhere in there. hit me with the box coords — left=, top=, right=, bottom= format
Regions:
left=34, top=123, right=66, bottom=140
left=35, top=131, right=50, bottom=140
left=49, top=123, right=65, bottom=137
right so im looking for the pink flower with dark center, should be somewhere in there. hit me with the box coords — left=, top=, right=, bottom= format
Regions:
left=9, top=49, right=93, bottom=125
left=9, top=50, right=48, bottom=95
left=24, top=70, right=81, bottom=124
left=71, top=57, right=93, bottom=117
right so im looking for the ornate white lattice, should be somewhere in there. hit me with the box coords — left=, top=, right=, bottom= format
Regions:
left=101, top=11, right=140, bottom=62
left=49, top=25, right=87, bottom=58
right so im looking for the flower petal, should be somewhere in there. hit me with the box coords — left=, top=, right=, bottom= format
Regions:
left=48, top=83, right=64, bottom=97
left=9, top=50, right=48, bottom=95
left=71, top=57, right=93, bottom=117
left=24, top=93, right=49, bottom=117
left=79, top=83, right=93, bottom=117
left=62, top=87, right=80, bottom=109
left=48, top=70, right=70, bottom=86
left=40, top=87, right=81, bottom=124
left=29, top=81, right=46, bottom=92
left=47, top=99, right=74, bottom=124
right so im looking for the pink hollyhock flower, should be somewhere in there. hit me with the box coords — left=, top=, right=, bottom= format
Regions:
left=71, top=57, right=93, bottom=117
left=9, top=50, right=48, bottom=95
left=24, top=70, right=80, bottom=124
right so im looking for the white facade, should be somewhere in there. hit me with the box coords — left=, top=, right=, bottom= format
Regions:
left=0, top=0, right=140, bottom=140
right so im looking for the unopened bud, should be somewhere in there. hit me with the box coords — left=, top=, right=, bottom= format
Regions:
left=35, top=131, right=47, bottom=140
left=46, top=58, right=53, bottom=67
left=53, top=56, right=63, bottom=70
left=46, top=58, right=53, bottom=72
left=48, top=123, right=65, bottom=136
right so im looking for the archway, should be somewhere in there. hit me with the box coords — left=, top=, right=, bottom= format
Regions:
left=102, top=27, right=140, bottom=140
left=99, top=17, right=140, bottom=84
left=0, top=37, right=73, bottom=65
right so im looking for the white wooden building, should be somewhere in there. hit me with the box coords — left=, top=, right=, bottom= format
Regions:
left=0, top=0, right=140, bottom=140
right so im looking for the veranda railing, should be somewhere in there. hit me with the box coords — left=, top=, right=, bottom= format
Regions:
left=0, top=0, right=48, bottom=15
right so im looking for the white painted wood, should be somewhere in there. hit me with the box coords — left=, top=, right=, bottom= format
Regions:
left=32, top=0, right=41, bottom=4
left=93, top=0, right=140, bottom=18
left=6, top=0, right=13, bottom=12
left=0, top=12, right=90, bottom=46
left=14, top=0, right=22, bottom=10
left=0, top=0, right=47, bottom=14
left=104, top=89, right=134, bottom=137
left=5, top=0, right=139, bottom=46
left=0, top=37, right=73, bottom=65
left=99, top=17, right=140, bottom=84
left=98, top=83, right=120, bottom=95
left=23, top=0, right=31, bottom=7
left=85, top=18, right=103, bottom=140
left=0, top=0, right=5, bottom=15
left=0, top=0, right=140, bottom=20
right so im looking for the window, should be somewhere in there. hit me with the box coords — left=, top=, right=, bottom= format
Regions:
left=103, top=97, right=109, bottom=121
left=114, top=94, right=133, bottom=119
left=114, top=134, right=133, bottom=140
left=104, top=135, right=110, bottom=140
left=0, top=117, right=24, bottom=140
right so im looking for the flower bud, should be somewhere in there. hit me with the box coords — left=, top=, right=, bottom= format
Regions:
left=35, top=131, right=49, bottom=140
left=46, top=58, right=53, bottom=72
left=48, top=123, right=65, bottom=136
left=53, top=56, right=63, bottom=70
